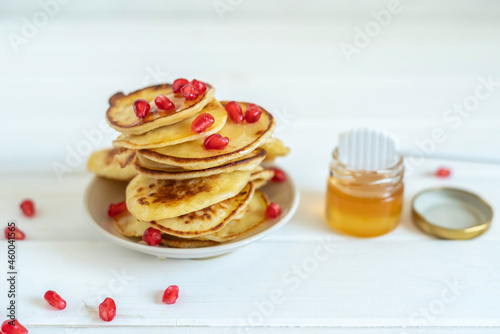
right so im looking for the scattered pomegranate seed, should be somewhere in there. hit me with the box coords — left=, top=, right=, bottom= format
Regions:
left=154, top=95, right=175, bottom=111
left=190, top=79, right=207, bottom=95
left=98, top=298, right=116, bottom=322
left=133, top=99, right=150, bottom=118
left=44, top=290, right=67, bottom=310
left=271, top=168, right=287, bottom=182
left=180, top=83, right=200, bottom=101
left=20, top=199, right=35, bottom=217
left=244, top=104, right=262, bottom=123
left=204, top=134, right=229, bottom=150
left=436, top=167, right=451, bottom=178
left=4, top=226, right=26, bottom=240
left=266, top=203, right=282, bottom=219
left=172, top=78, right=189, bottom=93
left=108, top=201, right=127, bottom=218
left=162, top=285, right=179, bottom=304
left=142, top=227, right=162, bottom=246
left=191, top=113, right=215, bottom=134
left=1, top=319, right=28, bottom=334
left=224, top=101, right=243, bottom=124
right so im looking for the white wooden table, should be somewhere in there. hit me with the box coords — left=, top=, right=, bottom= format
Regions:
left=1, top=0, right=500, bottom=332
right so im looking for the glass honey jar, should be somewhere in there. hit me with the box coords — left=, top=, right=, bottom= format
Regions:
left=326, top=148, right=404, bottom=237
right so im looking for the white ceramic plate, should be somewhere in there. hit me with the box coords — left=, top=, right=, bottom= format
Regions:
left=84, top=166, right=299, bottom=259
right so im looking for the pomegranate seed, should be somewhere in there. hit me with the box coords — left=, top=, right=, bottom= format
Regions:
left=204, top=134, right=229, bottom=150
left=108, top=201, right=127, bottom=218
left=172, top=78, right=189, bottom=93
left=142, top=227, right=162, bottom=246
left=99, top=298, right=116, bottom=322
left=133, top=99, right=150, bottom=118
left=44, top=290, right=67, bottom=310
left=436, top=167, right=451, bottom=178
left=1, top=319, right=28, bottom=334
left=181, top=84, right=200, bottom=101
left=191, top=113, right=215, bottom=133
left=245, top=104, right=262, bottom=123
left=266, top=203, right=281, bottom=219
left=4, top=226, right=26, bottom=240
left=271, top=168, right=287, bottom=182
left=20, top=199, right=35, bottom=217
left=162, top=285, right=179, bottom=304
left=190, top=79, right=207, bottom=94
left=224, top=101, right=243, bottom=124
left=154, top=95, right=175, bottom=111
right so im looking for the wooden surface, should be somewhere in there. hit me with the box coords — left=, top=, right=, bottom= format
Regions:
left=1, top=0, right=500, bottom=332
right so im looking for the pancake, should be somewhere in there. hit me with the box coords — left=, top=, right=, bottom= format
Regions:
left=114, top=148, right=136, bottom=168
left=106, top=83, right=215, bottom=135
left=112, top=212, right=218, bottom=247
left=250, top=167, right=274, bottom=183
left=87, top=148, right=137, bottom=181
left=161, top=236, right=218, bottom=248
left=112, top=211, right=151, bottom=237
left=126, top=170, right=250, bottom=221
left=133, top=149, right=266, bottom=180
left=196, top=190, right=269, bottom=242
left=262, top=138, right=290, bottom=162
left=112, top=99, right=227, bottom=149
left=249, top=167, right=275, bottom=189
left=149, top=182, right=254, bottom=237
left=139, top=101, right=275, bottom=170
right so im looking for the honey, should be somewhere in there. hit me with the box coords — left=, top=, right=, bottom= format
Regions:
left=326, top=149, right=404, bottom=237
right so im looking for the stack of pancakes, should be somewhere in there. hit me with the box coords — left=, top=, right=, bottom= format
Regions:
left=87, top=82, right=289, bottom=248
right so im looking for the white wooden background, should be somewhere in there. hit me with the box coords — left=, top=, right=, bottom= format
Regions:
left=1, top=0, right=500, bottom=332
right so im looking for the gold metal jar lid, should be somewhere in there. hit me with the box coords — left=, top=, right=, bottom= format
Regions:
left=411, top=187, right=493, bottom=240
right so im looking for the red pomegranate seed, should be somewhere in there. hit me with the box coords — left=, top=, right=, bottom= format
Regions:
left=1, top=319, right=28, bottom=334
left=181, top=83, right=200, bottom=101
left=436, top=167, right=451, bottom=178
left=266, top=203, right=281, bottom=219
left=154, top=95, right=175, bottom=111
left=191, top=113, right=215, bottom=133
left=172, top=78, right=189, bottom=93
left=20, top=199, right=35, bottom=217
left=133, top=99, right=150, bottom=118
left=162, top=285, right=179, bottom=304
left=190, top=79, right=207, bottom=95
left=204, top=134, right=229, bottom=150
left=4, top=226, right=26, bottom=240
left=99, top=298, right=116, bottom=322
left=245, top=104, right=262, bottom=123
left=224, top=101, right=243, bottom=124
left=108, top=201, right=127, bottom=218
left=142, top=227, right=162, bottom=246
left=44, top=290, right=67, bottom=310
left=271, top=168, right=287, bottom=182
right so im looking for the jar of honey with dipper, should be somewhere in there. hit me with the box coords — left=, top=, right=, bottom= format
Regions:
left=326, top=129, right=404, bottom=237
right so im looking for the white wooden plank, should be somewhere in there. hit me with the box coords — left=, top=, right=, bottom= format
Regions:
left=0, top=239, right=499, bottom=327
left=22, top=327, right=500, bottom=334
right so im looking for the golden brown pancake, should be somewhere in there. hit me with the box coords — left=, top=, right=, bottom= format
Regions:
left=126, top=170, right=251, bottom=221
left=262, top=138, right=291, bottom=162
left=195, top=190, right=269, bottom=242
left=112, top=211, right=151, bottom=237
left=106, top=83, right=215, bottom=135
left=161, top=236, right=218, bottom=248
left=149, top=182, right=254, bottom=237
left=139, top=101, right=275, bottom=170
left=112, top=99, right=227, bottom=149
left=133, top=149, right=266, bottom=180
left=87, top=148, right=137, bottom=181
